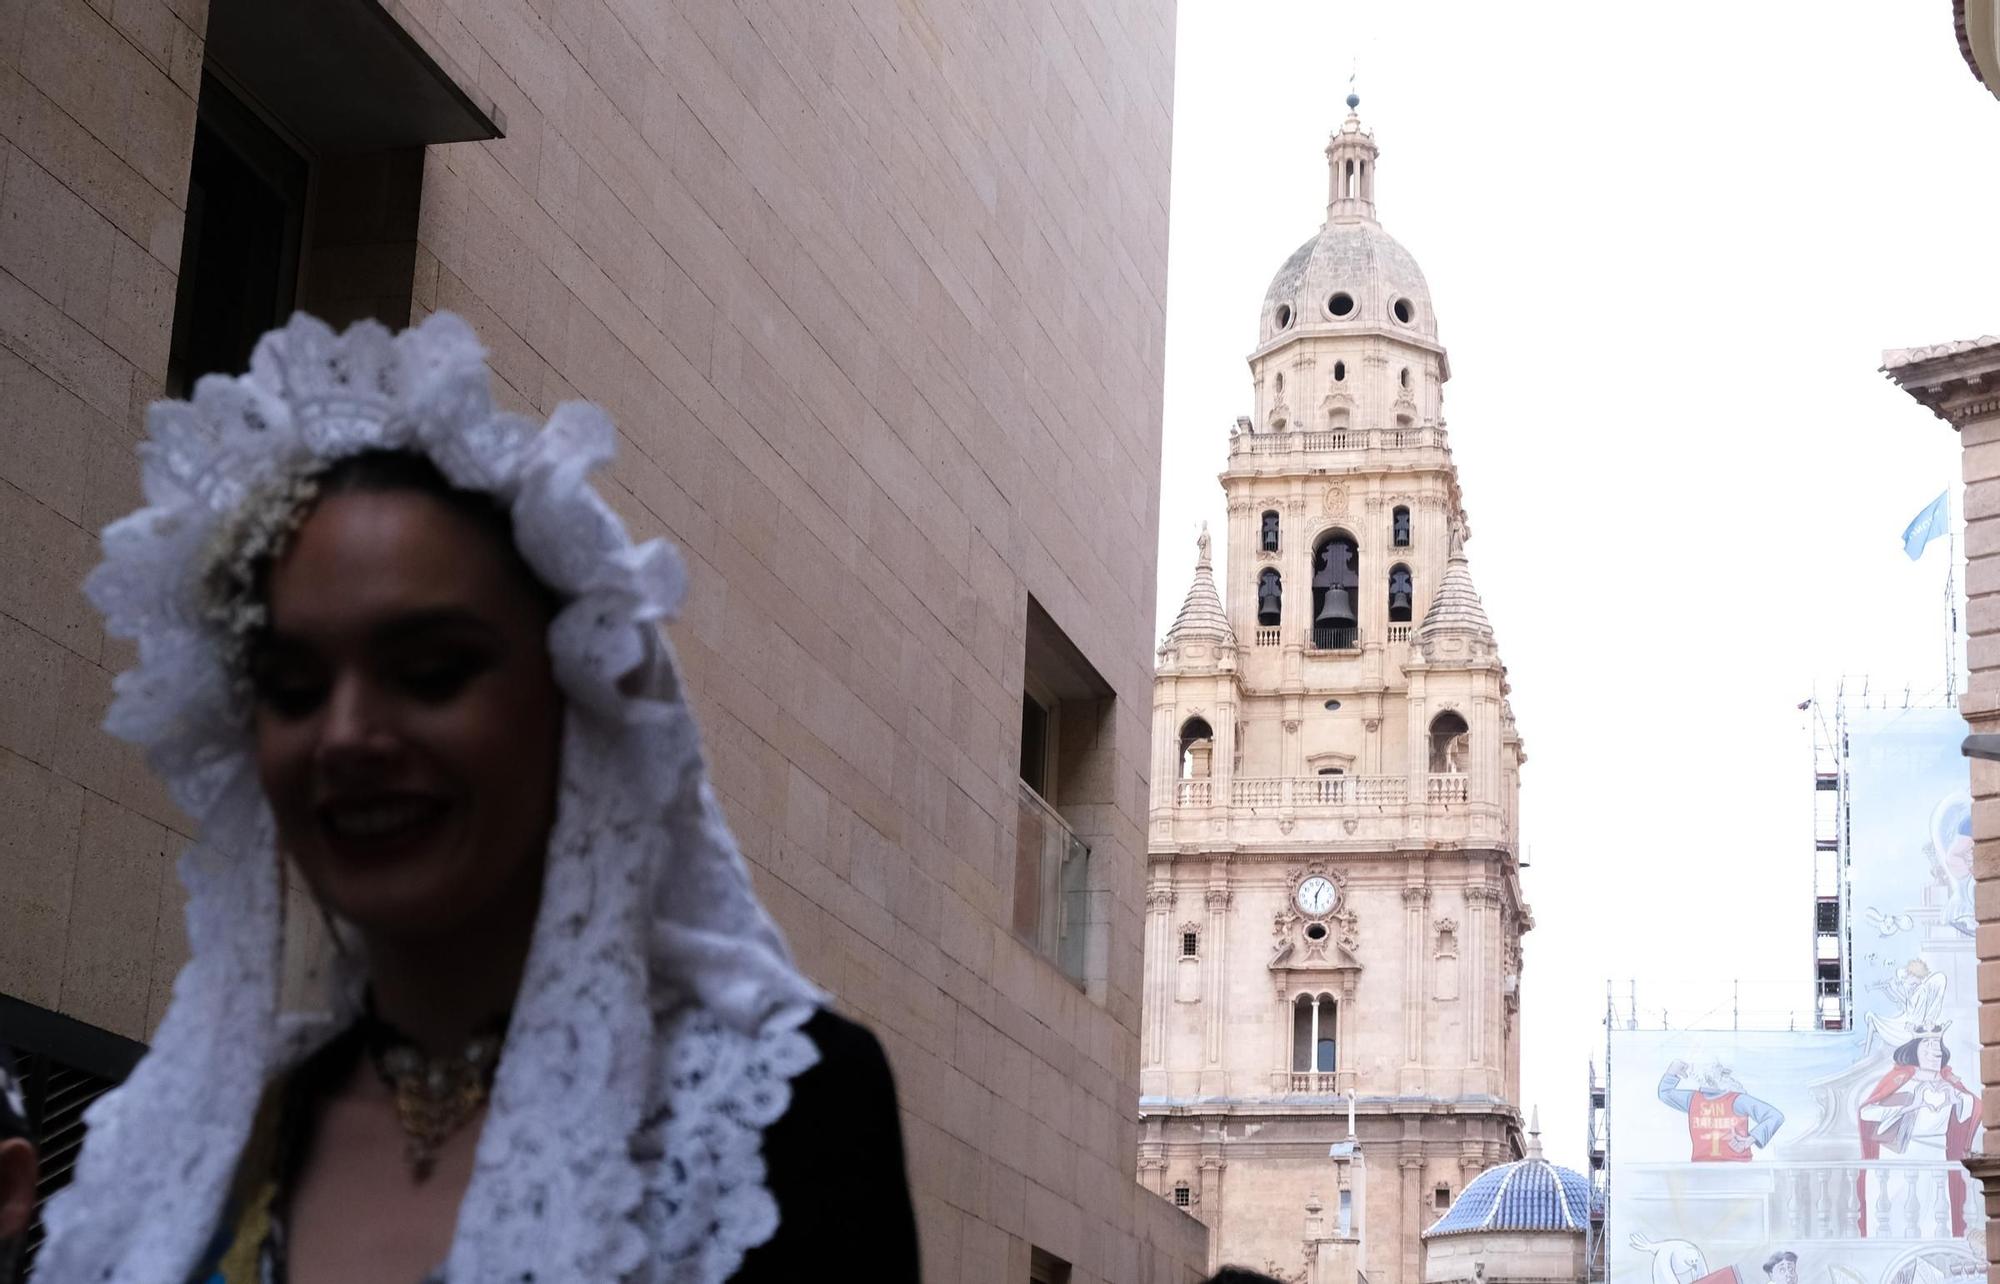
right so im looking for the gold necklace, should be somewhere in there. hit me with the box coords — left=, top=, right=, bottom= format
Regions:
left=362, top=1009, right=506, bottom=1182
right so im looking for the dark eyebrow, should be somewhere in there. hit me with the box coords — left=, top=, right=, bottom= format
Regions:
left=259, top=607, right=504, bottom=655
left=366, top=608, right=504, bottom=648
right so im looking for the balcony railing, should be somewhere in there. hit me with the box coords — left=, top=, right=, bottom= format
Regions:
left=1288, top=1071, right=1339, bottom=1093
left=1014, top=783, right=1089, bottom=985
left=1386, top=623, right=1412, bottom=643
left=1234, top=426, right=1443, bottom=456
left=1223, top=776, right=1409, bottom=808
left=1307, top=626, right=1360, bottom=651
left=1253, top=627, right=1281, bottom=647
left=1174, top=779, right=1212, bottom=807
left=1426, top=774, right=1469, bottom=804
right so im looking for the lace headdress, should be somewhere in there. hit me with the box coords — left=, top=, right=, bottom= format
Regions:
left=34, top=313, right=825, bottom=1283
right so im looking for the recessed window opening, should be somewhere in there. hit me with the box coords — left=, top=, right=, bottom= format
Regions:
left=1173, top=1183, right=1191, bottom=1208
left=1275, top=371, right=1285, bottom=394
left=1393, top=297, right=1414, bottom=324
left=1392, top=506, right=1411, bottom=547
left=1181, top=930, right=1199, bottom=958
left=1389, top=564, right=1414, bottom=623
left=1399, top=367, right=1411, bottom=388
left=1328, top=292, right=1354, bottom=318
left=1257, top=568, right=1284, bottom=627
left=1261, top=510, right=1281, bottom=552
left=1429, top=711, right=1470, bottom=774
left=1316, top=767, right=1344, bottom=777
left=1344, top=159, right=1357, bottom=198
left=1434, top=1185, right=1452, bottom=1211
left=1323, top=699, right=1342, bottom=711
left=168, top=74, right=309, bottom=395
left=1276, top=303, right=1293, bottom=329
left=1019, top=693, right=1050, bottom=794
left=1304, top=921, right=1329, bottom=940
left=1310, top=533, right=1359, bottom=649
left=1291, top=993, right=1337, bottom=1071
left=1333, top=359, right=1347, bottom=381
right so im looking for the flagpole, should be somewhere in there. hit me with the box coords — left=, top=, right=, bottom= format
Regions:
left=1947, top=492, right=1959, bottom=706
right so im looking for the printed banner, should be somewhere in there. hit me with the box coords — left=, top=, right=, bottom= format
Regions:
left=1609, top=708, right=1981, bottom=1284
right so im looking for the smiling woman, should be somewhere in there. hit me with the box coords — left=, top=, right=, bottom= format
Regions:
left=33, top=314, right=921, bottom=1284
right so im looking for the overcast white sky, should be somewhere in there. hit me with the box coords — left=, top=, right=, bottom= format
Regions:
left=1155, top=1, right=2000, bottom=1169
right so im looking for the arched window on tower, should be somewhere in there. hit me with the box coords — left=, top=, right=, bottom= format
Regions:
left=1257, top=569, right=1283, bottom=628
left=1392, top=505, right=1411, bottom=547
left=1291, top=993, right=1337, bottom=1074
left=1177, top=717, right=1214, bottom=779
left=1309, top=533, right=1359, bottom=649
left=1333, top=359, right=1347, bottom=382
left=1261, top=510, right=1280, bottom=553
left=1389, top=564, right=1414, bottom=623
left=1429, top=711, right=1470, bottom=774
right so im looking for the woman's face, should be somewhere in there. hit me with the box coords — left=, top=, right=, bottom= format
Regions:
left=251, top=489, right=564, bottom=941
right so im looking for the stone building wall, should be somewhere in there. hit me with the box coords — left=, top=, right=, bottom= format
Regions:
left=0, top=0, right=1208, bottom=1278
left=1882, top=335, right=2000, bottom=1279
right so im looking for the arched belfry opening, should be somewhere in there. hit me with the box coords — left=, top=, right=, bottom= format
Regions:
left=1310, top=532, right=1359, bottom=649
left=1389, top=564, right=1414, bottom=623
left=1177, top=717, right=1215, bottom=779
left=1261, top=510, right=1280, bottom=553
left=1429, top=711, right=1470, bottom=774
left=1257, top=568, right=1283, bottom=627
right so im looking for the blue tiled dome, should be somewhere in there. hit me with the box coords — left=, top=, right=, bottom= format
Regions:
left=1423, top=1153, right=1591, bottom=1239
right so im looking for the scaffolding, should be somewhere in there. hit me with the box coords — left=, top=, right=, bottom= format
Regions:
left=1807, top=687, right=1851, bottom=1032
left=1585, top=1051, right=1607, bottom=1282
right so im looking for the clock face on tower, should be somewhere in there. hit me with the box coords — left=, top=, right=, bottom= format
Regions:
left=1295, top=875, right=1338, bottom=916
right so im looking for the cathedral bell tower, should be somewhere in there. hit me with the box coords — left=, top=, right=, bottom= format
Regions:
left=1139, top=98, right=1531, bottom=1284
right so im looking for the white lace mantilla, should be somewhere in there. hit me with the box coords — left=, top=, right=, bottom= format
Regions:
left=34, top=313, right=825, bottom=1283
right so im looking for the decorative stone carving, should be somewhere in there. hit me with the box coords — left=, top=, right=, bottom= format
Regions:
left=1401, top=885, right=1430, bottom=907
left=1433, top=918, right=1460, bottom=956
left=1322, top=485, right=1344, bottom=514
left=1283, top=718, right=1300, bottom=734
left=1145, top=886, right=1176, bottom=910
left=1363, top=718, right=1380, bottom=733
left=1205, top=888, right=1232, bottom=911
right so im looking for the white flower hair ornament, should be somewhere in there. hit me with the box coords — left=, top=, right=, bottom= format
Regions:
left=37, top=313, right=824, bottom=1284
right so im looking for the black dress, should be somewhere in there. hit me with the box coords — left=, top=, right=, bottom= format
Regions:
left=187, top=1008, right=921, bottom=1283
left=734, top=1010, right=921, bottom=1280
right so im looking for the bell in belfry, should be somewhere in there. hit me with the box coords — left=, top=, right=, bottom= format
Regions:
left=1316, top=586, right=1356, bottom=628
left=1312, top=541, right=1358, bottom=628
left=1257, top=569, right=1283, bottom=626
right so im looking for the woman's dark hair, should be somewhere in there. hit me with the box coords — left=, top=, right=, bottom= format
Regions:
left=285, top=449, right=559, bottom=614
left=1892, top=1035, right=1948, bottom=1067
left=215, top=448, right=561, bottom=686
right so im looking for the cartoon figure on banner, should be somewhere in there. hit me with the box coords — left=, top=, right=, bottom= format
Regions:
left=1856, top=1029, right=1981, bottom=1236
left=1863, top=960, right=1948, bottom=1054
left=1881, top=1244, right=1983, bottom=1284
left=1658, top=1060, right=1785, bottom=1161
left=1629, top=1234, right=1739, bottom=1284
left=1926, top=793, right=1976, bottom=939
left=1759, top=1251, right=1797, bottom=1284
